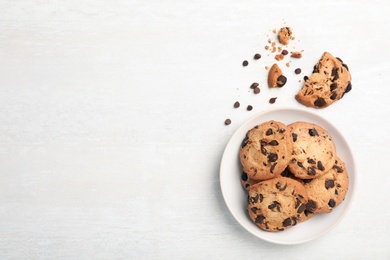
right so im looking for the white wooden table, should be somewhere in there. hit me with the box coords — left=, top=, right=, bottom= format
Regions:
left=1, top=0, right=389, bottom=258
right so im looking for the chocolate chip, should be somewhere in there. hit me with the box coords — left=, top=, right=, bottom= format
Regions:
left=307, top=167, right=316, bottom=176
left=268, top=153, right=278, bottom=162
left=317, top=161, right=325, bottom=171
left=276, top=75, right=287, bottom=87
left=313, top=65, right=319, bottom=73
left=335, top=189, right=339, bottom=195
left=297, top=162, right=303, bottom=168
left=282, top=218, right=292, bottom=227
left=345, top=82, right=352, bottom=93
left=241, top=172, right=248, bottom=181
left=342, top=63, right=349, bottom=71
left=330, top=92, right=338, bottom=100
left=268, top=201, right=281, bottom=212
left=279, top=128, right=286, bottom=133
left=308, top=128, right=318, bottom=136
left=224, top=119, right=231, bottom=125
left=328, top=199, right=336, bottom=208
left=270, top=163, right=277, bottom=173
left=261, top=146, right=267, bottom=155
left=333, top=165, right=343, bottom=173
left=242, top=60, right=248, bottom=66
left=251, top=207, right=258, bottom=214
left=281, top=50, right=288, bottom=55
left=249, top=194, right=260, bottom=203
left=294, top=68, right=301, bottom=74
left=306, top=200, right=317, bottom=213
left=247, top=105, right=253, bottom=111
left=255, top=215, right=265, bottom=223
left=234, top=101, right=240, bottom=108
left=330, top=83, right=338, bottom=91
left=269, top=97, right=277, bottom=104
left=304, top=76, right=309, bottom=81
left=325, top=179, right=335, bottom=189
left=336, top=57, right=343, bottom=63
left=241, top=134, right=249, bottom=148
left=254, top=53, right=261, bottom=60
left=303, top=178, right=313, bottom=184
left=276, top=182, right=287, bottom=191
left=295, top=198, right=302, bottom=208
left=307, top=158, right=316, bottom=164
left=254, top=87, right=260, bottom=94
left=292, top=133, right=297, bottom=142
left=250, top=82, right=259, bottom=89
left=314, top=97, right=326, bottom=107
left=297, top=204, right=305, bottom=213
left=269, top=140, right=279, bottom=146
left=266, top=128, right=273, bottom=136
left=331, top=68, right=339, bottom=81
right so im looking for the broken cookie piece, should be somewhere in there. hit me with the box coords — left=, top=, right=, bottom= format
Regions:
left=268, top=64, right=287, bottom=88
left=295, top=52, right=352, bottom=108
left=278, top=27, right=292, bottom=45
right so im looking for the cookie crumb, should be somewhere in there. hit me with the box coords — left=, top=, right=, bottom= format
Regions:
left=265, top=66, right=270, bottom=70
left=275, top=54, right=284, bottom=61
left=265, top=46, right=269, bottom=50
left=278, top=27, right=293, bottom=45
left=286, top=61, right=291, bottom=67
left=225, top=119, right=231, bottom=125
left=291, top=51, right=302, bottom=58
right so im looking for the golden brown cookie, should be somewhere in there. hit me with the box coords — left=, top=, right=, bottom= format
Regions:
left=268, top=64, right=287, bottom=88
left=295, top=52, right=352, bottom=108
left=240, top=120, right=292, bottom=181
left=247, top=177, right=308, bottom=232
left=287, top=122, right=336, bottom=179
left=303, top=157, right=349, bottom=213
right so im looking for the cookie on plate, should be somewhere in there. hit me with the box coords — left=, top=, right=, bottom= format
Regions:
left=287, top=122, right=336, bottom=179
left=247, top=177, right=308, bottom=232
left=240, top=120, right=292, bottom=181
left=295, top=52, right=352, bottom=108
left=303, top=157, right=349, bottom=213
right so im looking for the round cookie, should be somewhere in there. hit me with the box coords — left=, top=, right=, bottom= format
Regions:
left=287, top=122, right=336, bottom=179
left=303, top=156, right=349, bottom=213
left=240, top=120, right=292, bottom=181
left=247, top=177, right=308, bottom=232
left=295, top=52, right=352, bottom=108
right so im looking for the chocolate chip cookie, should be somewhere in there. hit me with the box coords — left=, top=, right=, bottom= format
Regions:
left=247, top=177, right=308, bottom=232
left=295, top=52, right=352, bottom=108
left=287, top=122, right=336, bottom=179
left=303, top=157, right=349, bottom=213
left=240, top=120, right=292, bottom=181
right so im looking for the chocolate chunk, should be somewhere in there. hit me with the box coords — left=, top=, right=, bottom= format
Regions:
left=241, top=134, right=249, bottom=148
left=268, top=201, right=281, bottom=212
left=303, top=178, right=313, bottom=184
left=242, top=60, right=248, bottom=66
left=255, top=215, right=265, bottom=223
left=292, top=133, right=297, bottom=142
left=266, top=128, right=273, bottom=136
left=269, top=140, right=279, bottom=146
left=328, top=199, right=336, bottom=208
left=279, top=128, right=286, bottom=133
left=234, top=101, right=240, bottom=108
left=295, top=198, right=302, bottom=208
left=270, top=163, right=277, bottom=173
left=331, top=68, right=339, bottom=81
left=309, top=128, right=318, bottom=136
left=261, top=146, right=267, bottom=155
left=297, top=204, right=305, bottom=214
left=345, top=82, right=352, bottom=93
left=268, top=153, right=278, bottom=162
left=330, top=92, right=338, bottom=100
left=251, top=207, right=258, bottom=214
left=313, top=65, right=319, bottom=73
left=249, top=194, right=260, bottom=203
left=276, top=182, right=287, bottom=191
left=276, top=75, right=287, bottom=87
left=342, top=63, right=349, bottom=71
left=325, top=179, right=335, bottom=189
left=333, top=165, right=343, bottom=173
left=303, top=76, right=309, bottom=81
left=314, top=97, right=326, bottom=107
left=281, top=50, right=288, bottom=55
left=317, top=161, right=325, bottom=171
left=254, top=53, right=261, bottom=60
left=305, top=200, right=317, bottom=213
left=297, top=162, right=304, bottom=168
left=336, top=57, right=343, bottom=63
left=254, top=87, right=260, bottom=94
left=225, top=119, right=231, bottom=125
left=241, top=172, right=248, bottom=181
left=294, top=68, right=301, bottom=74
left=269, top=97, right=277, bottom=104
left=335, top=189, right=339, bottom=195
left=307, top=158, right=316, bottom=164
left=282, top=218, right=292, bottom=227
left=247, top=105, right=253, bottom=111
left=330, top=83, right=338, bottom=91
left=250, top=82, right=259, bottom=89
left=307, top=167, right=316, bottom=176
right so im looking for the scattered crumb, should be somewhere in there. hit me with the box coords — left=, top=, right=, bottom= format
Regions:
left=272, top=28, right=277, bottom=34
left=265, top=46, right=269, bottom=50
left=271, top=47, right=276, bottom=53
left=278, top=27, right=293, bottom=45
left=286, top=61, right=291, bottom=67
left=265, top=66, right=270, bottom=70
left=275, top=54, right=284, bottom=61
left=291, top=51, right=303, bottom=58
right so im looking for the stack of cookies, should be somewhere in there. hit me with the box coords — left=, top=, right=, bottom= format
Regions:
left=239, top=120, right=349, bottom=232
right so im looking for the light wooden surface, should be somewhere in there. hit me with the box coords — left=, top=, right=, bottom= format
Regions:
left=0, top=0, right=389, bottom=259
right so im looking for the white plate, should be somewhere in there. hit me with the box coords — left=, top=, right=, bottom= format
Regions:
left=220, top=107, right=357, bottom=245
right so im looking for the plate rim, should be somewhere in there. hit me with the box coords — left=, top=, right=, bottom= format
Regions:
left=219, top=106, right=358, bottom=245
